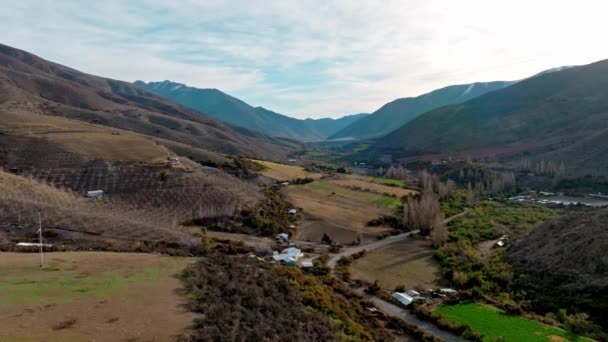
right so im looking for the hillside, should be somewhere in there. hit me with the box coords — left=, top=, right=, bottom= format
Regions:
left=507, top=208, right=608, bottom=289
left=0, top=44, right=299, bottom=160
left=330, top=81, right=514, bottom=140
left=373, top=59, right=608, bottom=174
left=135, top=80, right=367, bottom=141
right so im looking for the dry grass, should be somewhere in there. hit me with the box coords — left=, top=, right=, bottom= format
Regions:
left=287, top=186, right=391, bottom=231
left=327, top=176, right=416, bottom=197
left=0, top=252, right=195, bottom=341
left=0, top=109, right=169, bottom=163
left=350, top=238, right=440, bottom=290
left=252, top=159, right=322, bottom=181
left=47, top=132, right=169, bottom=162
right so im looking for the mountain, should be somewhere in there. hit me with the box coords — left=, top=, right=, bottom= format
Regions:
left=372, top=59, right=608, bottom=174
left=507, top=208, right=608, bottom=289
left=0, top=43, right=299, bottom=160
left=330, top=81, right=514, bottom=140
left=134, top=80, right=368, bottom=141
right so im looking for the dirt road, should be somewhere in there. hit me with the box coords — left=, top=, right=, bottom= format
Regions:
left=327, top=210, right=470, bottom=341
left=358, top=290, right=468, bottom=342
left=327, top=230, right=419, bottom=268
left=328, top=209, right=468, bottom=268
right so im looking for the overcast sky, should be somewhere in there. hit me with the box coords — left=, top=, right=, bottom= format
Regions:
left=2, top=0, right=608, bottom=119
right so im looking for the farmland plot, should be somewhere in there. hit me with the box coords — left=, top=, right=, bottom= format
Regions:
left=252, top=159, right=322, bottom=181
left=0, top=252, right=195, bottom=341
left=350, top=238, right=440, bottom=290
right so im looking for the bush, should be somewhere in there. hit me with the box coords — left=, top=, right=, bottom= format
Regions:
left=290, top=177, right=314, bottom=185
left=394, top=284, right=407, bottom=292
left=367, top=280, right=381, bottom=295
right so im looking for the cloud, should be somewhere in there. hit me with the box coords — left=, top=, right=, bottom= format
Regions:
left=2, top=0, right=608, bottom=118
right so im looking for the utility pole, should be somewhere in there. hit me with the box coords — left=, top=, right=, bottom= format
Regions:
left=38, top=212, right=44, bottom=268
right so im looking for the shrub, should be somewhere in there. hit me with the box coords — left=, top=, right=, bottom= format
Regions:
left=367, top=280, right=381, bottom=295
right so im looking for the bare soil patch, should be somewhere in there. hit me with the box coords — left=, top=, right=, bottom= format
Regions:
left=0, top=252, right=195, bottom=341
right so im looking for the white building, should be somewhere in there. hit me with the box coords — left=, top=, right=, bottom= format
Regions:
left=391, top=292, right=414, bottom=307
left=272, top=247, right=303, bottom=265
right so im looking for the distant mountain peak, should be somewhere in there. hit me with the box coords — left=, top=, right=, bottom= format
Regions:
left=135, top=81, right=368, bottom=141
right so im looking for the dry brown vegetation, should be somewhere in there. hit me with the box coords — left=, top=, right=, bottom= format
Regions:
left=0, top=168, right=262, bottom=252
left=180, top=253, right=402, bottom=341
left=327, top=176, right=415, bottom=197
left=252, top=159, right=322, bottom=181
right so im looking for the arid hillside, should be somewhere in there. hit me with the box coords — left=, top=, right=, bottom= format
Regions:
left=507, top=208, right=608, bottom=289
left=0, top=43, right=299, bottom=160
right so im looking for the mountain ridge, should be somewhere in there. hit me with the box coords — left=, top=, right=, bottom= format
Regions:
left=371, top=59, right=608, bottom=174
left=134, top=80, right=368, bottom=141
left=330, top=80, right=515, bottom=140
left=0, top=43, right=298, bottom=160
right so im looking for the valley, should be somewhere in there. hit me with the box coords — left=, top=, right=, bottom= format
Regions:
left=0, top=40, right=607, bottom=342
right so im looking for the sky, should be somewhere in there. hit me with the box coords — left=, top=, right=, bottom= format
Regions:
left=2, top=0, right=608, bottom=119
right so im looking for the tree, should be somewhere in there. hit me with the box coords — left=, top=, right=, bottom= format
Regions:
left=403, top=192, right=443, bottom=235
left=431, top=217, right=448, bottom=248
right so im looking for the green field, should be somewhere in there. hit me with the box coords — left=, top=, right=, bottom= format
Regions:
left=353, top=143, right=370, bottom=152
left=436, top=303, right=590, bottom=342
left=370, top=177, right=405, bottom=187
left=303, top=181, right=401, bottom=209
left=0, top=254, right=190, bottom=304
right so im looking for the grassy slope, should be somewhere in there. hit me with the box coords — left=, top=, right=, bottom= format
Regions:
left=436, top=303, right=590, bottom=342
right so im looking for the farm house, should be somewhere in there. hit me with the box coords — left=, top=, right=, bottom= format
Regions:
left=272, top=247, right=303, bottom=265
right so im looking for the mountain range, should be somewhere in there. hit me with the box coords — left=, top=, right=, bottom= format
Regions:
left=134, top=80, right=368, bottom=142
left=330, top=81, right=515, bottom=140
left=0, top=43, right=299, bottom=160
left=371, top=59, right=608, bottom=174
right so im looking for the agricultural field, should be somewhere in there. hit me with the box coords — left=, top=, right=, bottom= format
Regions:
left=436, top=303, right=591, bottom=342
left=0, top=252, right=195, bottom=341
left=251, top=159, right=322, bottom=181
left=301, top=181, right=402, bottom=209
left=296, top=220, right=392, bottom=244
left=286, top=175, right=413, bottom=244
left=327, top=176, right=414, bottom=197
left=349, top=238, right=439, bottom=290
left=369, top=177, right=406, bottom=187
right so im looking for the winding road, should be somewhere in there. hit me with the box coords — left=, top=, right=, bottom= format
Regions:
left=328, top=210, right=470, bottom=342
